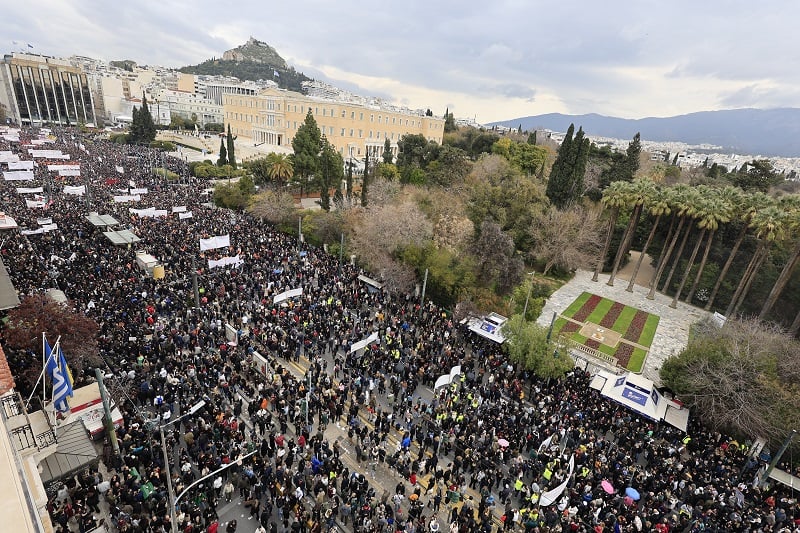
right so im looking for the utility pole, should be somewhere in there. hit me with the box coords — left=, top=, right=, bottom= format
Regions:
left=95, top=369, right=119, bottom=457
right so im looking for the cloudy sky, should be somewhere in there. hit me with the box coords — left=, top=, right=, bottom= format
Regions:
left=7, top=1, right=800, bottom=124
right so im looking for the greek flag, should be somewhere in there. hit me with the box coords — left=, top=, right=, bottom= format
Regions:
left=45, top=338, right=74, bottom=412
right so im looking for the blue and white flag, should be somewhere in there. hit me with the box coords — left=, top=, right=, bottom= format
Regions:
left=45, top=339, right=73, bottom=412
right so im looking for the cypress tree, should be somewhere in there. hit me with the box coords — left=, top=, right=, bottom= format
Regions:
left=545, top=123, right=575, bottom=208
left=217, top=138, right=227, bottom=166
left=226, top=124, right=236, bottom=169
left=361, top=155, right=369, bottom=207
left=382, top=137, right=393, bottom=164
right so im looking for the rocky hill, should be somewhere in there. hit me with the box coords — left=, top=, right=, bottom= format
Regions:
left=180, top=37, right=311, bottom=93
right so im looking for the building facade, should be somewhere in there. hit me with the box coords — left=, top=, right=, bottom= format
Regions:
left=0, top=53, right=97, bottom=126
left=222, top=87, right=444, bottom=159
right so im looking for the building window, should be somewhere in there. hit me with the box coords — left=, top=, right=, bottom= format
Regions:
left=350, top=129, right=354, bottom=137
left=358, top=129, right=362, bottom=138
left=341, top=128, right=345, bottom=136
left=351, top=111, right=355, bottom=119
left=341, top=110, right=345, bottom=118
left=322, top=108, right=327, bottom=116
left=360, top=112, right=363, bottom=120
left=370, top=114, right=374, bottom=122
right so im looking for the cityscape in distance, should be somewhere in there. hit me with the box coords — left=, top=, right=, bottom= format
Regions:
left=2, top=37, right=800, bottom=177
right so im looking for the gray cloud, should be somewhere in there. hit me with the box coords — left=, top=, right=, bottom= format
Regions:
left=6, top=0, right=800, bottom=121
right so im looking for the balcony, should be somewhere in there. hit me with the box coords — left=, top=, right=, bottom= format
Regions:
left=1, top=393, right=58, bottom=454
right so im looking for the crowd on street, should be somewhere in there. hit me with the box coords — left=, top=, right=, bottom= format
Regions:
left=1, top=126, right=799, bottom=533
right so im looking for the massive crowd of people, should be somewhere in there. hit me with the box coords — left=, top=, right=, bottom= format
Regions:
left=0, top=126, right=798, bottom=533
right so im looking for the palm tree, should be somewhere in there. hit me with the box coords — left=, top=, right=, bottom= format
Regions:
left=758, top=195, right=800, bottom=319
left=724, top=205, right=786, bottom=317
left=704, top=191, right=773, bottom=311
left=646, top=184, right=692, bottom=299
left=607, top=179, right=654, bottom=286
left=661, top=187, right=703, bottom=295
left=592, top=181, right=630, bottom=282
left=670, top=189, right=733, bottom=308
left=266, top=153, right=293, bottom=187
left=684, top=186, right=736, bottom=304
left=626, top=186, right=671, bottom=292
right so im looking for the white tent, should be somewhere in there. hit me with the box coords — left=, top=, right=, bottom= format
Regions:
left=589, top=370, right=689, bottom=432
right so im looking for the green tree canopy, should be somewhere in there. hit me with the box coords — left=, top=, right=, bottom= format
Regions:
left=291, top=109, right=322, bottom=193
left=502, top=315, right=573, bottom=379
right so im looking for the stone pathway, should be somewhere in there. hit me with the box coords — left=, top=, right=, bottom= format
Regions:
left=536, top=269, right=710, bottom=384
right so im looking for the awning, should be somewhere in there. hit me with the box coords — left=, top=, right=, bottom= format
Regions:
left=39, top=421, right=98, bottom=483
left=358, top=275, right=383, bottom=290
left=467, top=313, right=508, bottom=344
left=103, top=229, right=141, bottom=246
left=0, top=256, right=20, bottom=310
left=86, top=213, right=119, bottom=227
left=593, top=369, right=689, bottom=432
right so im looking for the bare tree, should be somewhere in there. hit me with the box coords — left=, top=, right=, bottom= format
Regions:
left=249, top=190, right=296, bottom=226
left=529, top=205, right=602, bottom=275
left=661, top=317, right=800, bottom=444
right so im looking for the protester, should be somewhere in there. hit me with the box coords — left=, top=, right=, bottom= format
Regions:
left=1, top=125, right=798, bottom=533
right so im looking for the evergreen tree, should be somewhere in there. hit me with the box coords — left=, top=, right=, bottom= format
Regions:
left=545, top=124, right=575, bottom=208
left=672, top=153, right=679, bottom=166
left=346, top=158, right=354, bottom=203
left=226, top=124, right=236, bottom=170
left=382, top=137, right=393, bottom=164
left=129, top=94, right=157, bottom=144
left=528, top=131, right=537, bottom=145
left=546, top=124, right=590, bottom=209
left=217, top=139, right=227, bottom=166
left=317, top=136, right=343, bottom=212
left=518, top=124, right=522, bottom=134
left=444, top=107, right=457, bottom=133
left=361, top=155, right=369, bottom=207
left=291, top=109, right=322, bottom=197
left=622, top=132, right=641, bottom=179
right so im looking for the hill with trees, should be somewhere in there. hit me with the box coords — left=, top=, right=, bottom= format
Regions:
left=180, top=37, right=311, bottom=92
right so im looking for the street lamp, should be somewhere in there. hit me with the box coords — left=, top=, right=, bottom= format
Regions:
left=159, top=399, right=205, bottom=533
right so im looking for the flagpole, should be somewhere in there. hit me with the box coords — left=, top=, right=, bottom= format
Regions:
left=25, top=333, right=58, bottom=409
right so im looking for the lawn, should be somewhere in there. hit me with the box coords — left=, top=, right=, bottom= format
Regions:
left=552, top=292, right=660, bottom=373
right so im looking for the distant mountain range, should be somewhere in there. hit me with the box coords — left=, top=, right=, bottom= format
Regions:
left=179, top=37, right=312, bottom=93
left=490, top=108, right=800, bottom=157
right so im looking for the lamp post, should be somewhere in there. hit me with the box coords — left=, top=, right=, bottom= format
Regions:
left=173, top=449, right=258, bottom=512
left=159, top=399, right=205, bottom=533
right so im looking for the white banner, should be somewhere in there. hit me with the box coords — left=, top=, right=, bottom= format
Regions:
left=115, top=165, right=124, bottom=174
left=199, top=234, right=230, bottom=251
left=113, top=195, right=141, bottom=203
left=58, top=169, right=81, bottom=177
left=26, top=198, right=46, bottom=208
left=434, top=374, right=450, bottom=390
left=16, top=187, right=44, bottom=194
left=8, top=160, right=33, bottom=170
left=0, top=151, right=20, bottom=163
left=209, top=255, right=243, bottom=269
left=350, top=331, right=379, bottom=353
left=30, top=149, right=68, bottom=159
left=539, top=455, right=575, bottom=506
left=48, top=164, right=80, bottom=172
left=42, top=223, right=58, bottom=232
left=178, top=211, right=193, bottom=219
left=130, top=188, right=148, bottom=195
left=273, top=287, right=303, bottom=305
left=171, top=206, right=187, bottom=213
left=63, top=185, right=86, bottom=196
left=4, top=170, right=34, bottom=181
left=37, top=217, right=52, bottom=225
left=21, top=228, right=44, bottom=235
left=130, top=207, right=168, bottom=218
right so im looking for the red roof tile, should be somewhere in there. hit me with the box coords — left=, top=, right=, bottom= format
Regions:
left=0, top=344, right=16, bottom=395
